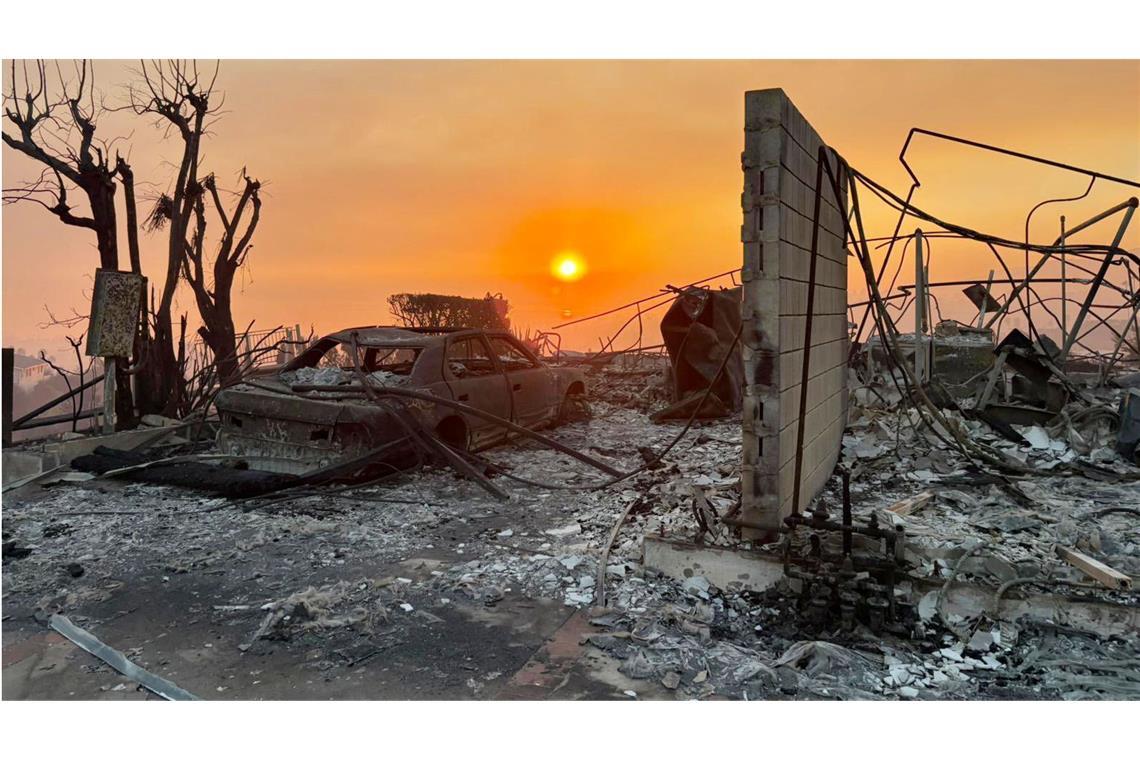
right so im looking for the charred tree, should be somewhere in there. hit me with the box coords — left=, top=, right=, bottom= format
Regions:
left=2, top=61, right=138, bottom=427
left=182, top=171, right=263, bottom=385
left=5, top=59, right=260, bottom=425
left=126, top=60, right=221, bottom=416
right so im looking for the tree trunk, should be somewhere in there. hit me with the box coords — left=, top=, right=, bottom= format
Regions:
left=80, top=172, right=141, bottom=430
left=202, top=324, right=240, bottom=386
left=135, top=317, right=182, bottom=418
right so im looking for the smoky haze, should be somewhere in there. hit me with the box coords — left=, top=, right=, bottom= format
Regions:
left=3, top=60, right=1138, bottom=357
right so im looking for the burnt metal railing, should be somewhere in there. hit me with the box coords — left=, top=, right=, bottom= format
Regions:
left=3, top=352, right=106, bottom=445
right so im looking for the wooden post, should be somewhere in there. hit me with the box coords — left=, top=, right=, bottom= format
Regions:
left=886, top=491, right=933, bottom=516
left=2, top=347, right=13, bottom=447
left=102, top=357, right=116, bottom=434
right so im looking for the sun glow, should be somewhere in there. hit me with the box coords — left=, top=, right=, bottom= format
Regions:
left=551, top=251, right=586, bottom=281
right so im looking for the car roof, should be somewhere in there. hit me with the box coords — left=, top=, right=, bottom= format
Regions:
left=323, top=325, right=514, bottom=346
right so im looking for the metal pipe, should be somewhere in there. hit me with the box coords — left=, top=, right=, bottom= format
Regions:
left=897, top=276, right=1094, bottom=292
left=2, top=348, right=12, bottom=447
left=11, top=373, right=104, bottom=428
left=1061, top=216, right=1068, bottom=346
left=899, top=128, right=1140, bottom=190
left=986, top=198, right=1139, bottom=331
left=1022, top=178, right=1097, bottom=330
left=1131, top=268, right=1140, bottom=364
left=783, top=512, right=897, bottom=541
left=914, top=229, right=926, bottom=382
left=850, top=184, right=917, bottom=355
left=1098, top=264, right=1140, bottom=383
left=366, top=386, right=624, bottom=477
left=14, top=407, right=102, bottom=430
left=1052, top=198, right=1139, bottom=246
left=1061, top=204, right=1137, bottom=361
left=550, top=268, right=739, bottom=329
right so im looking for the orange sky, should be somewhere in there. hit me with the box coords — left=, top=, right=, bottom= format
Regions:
left=3, top=60, right=1139, bottom=359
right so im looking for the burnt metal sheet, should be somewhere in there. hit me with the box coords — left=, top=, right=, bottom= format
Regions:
left=50, top=614, right=199, bottom=700
left=658, top=285, right=744, bottom=417
left=963, top=282, right=1001, bottom=313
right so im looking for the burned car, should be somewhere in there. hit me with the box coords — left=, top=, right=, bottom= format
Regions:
left=215, top=326, right=588, bottom=475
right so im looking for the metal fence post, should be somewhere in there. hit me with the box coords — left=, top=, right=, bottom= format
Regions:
left=914, top=229, right=926, bottom=383
left=2, top=347, right=14, bottom=447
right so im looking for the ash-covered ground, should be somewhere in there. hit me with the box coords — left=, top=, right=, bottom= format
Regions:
left=4, top=394, right=1139, bottom=700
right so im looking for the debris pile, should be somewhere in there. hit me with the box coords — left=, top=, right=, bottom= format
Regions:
left=3, top=378, right=1138, bottom=700
left=573, top=352, right=671, bottom=412
left=249, top=579, right=390, bottom=644
left=278, top=366, right=411, bottom=391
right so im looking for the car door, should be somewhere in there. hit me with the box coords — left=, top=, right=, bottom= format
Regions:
left=443, top=335, right=513, bottom=449
left=487, top=335, right=557, bottom=428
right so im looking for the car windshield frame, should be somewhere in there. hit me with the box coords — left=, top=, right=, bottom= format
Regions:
left=292, top=338, right=425, bottom=375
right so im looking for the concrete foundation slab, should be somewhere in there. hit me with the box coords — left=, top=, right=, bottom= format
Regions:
left=2, top=450, right=55, bottom=486
left=642, top=535, right=785, bottom=593
left=3, top=427, right=175, bottom=487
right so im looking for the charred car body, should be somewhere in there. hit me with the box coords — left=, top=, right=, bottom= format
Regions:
left=215, top=326, right=588, bottom=475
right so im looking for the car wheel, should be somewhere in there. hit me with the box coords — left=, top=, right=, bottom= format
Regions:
left=557, top=392, right=590, bottom=424
left=435, top=416, right=469, bottom=451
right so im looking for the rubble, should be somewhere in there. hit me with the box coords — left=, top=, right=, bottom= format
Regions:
left=3, top=378, right=1138, bottom=701
left=6, top=161, right=1140, bottom=703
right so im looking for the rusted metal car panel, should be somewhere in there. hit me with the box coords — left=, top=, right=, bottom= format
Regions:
left=215, top=326, right=587, bottom=475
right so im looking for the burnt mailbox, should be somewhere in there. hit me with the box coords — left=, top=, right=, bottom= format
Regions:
left=85, top=269, right=144, bottom=358
left=85, top=269, right=144, bottom=433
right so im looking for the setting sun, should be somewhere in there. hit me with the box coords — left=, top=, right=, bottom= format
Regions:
left=551, top=251, right=587, bottom=282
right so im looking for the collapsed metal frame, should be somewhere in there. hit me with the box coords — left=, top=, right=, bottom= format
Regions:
left=778, top=129, right=1140, bottom=633
left=778, top=123, right=1140, bottom=523
left=850, top=129, right=1140, bottom=391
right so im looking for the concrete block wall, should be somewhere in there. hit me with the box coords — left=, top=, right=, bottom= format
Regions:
left=740, top=89, right=849, bottom=536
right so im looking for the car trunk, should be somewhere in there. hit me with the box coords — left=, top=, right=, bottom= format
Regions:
left=215, top=387, right=405, bottom=475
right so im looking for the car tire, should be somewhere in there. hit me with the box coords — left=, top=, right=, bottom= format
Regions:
left=557, top=392, right=590, bottom=425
